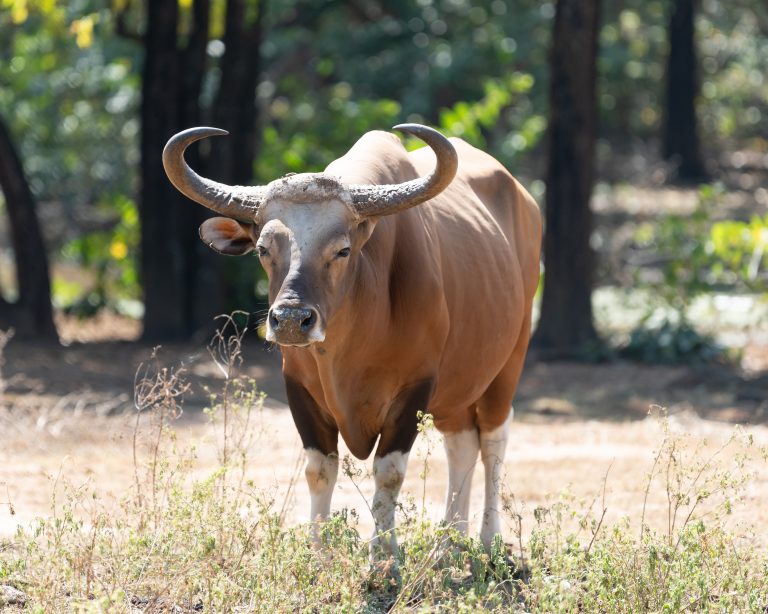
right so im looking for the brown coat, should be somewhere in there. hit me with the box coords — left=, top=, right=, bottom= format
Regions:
left=279, top=131, right=541, bottom=460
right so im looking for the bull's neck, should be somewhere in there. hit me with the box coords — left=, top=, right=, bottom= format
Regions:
left=314, top=227, right=395, bottom=360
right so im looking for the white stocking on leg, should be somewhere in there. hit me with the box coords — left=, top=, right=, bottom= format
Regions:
left=370, top=451, right=409, bottom=561
left=479, top=420, right=509, bottom=551
left=305, top=449, right=339, bottom=546
left=442, top=429, right=480, bottom=535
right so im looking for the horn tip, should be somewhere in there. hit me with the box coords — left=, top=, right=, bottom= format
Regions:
left=191, top=126, right=229, bottom=137
left=392, top=123, right=449, bottom=142
left=177, top=126, right=229, bottom=139
left=392, top=123, right=429, bottom=133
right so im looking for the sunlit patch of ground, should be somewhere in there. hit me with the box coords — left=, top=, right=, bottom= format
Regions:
left=2, top=305, right=768, bottom=548
left=3, top=386, right=768, bottom=552
left=55, top=311, right=142, bottom=345
left=2, top=404, right=767, bottom=554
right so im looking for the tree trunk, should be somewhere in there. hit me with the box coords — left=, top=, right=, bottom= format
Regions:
left=663, top=0, right=707, bottom=182
left=209, top=0, right=264, bottom=186
left=139, top=0, right=265, bottom=341
left=201, top=0, right=264, bottom=327
left=139, top=0, right=186, bottom=341
left=532, top=0, right=601, bottom=357
left=175, top=0, right=230, bottom=336
left=0, top=115, right=57, bottom=340
left=140, top=0, right=231, bottom=341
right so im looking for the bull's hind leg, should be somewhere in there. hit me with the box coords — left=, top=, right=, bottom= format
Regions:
left=442, top=415, right=480, bottom=534
left=476, top=317, right=532, bottom=551
left=478, top=415, right=510, bottom=550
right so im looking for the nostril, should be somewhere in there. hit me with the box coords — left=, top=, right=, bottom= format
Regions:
left=300, top=310, right=317, bottom=332
left=268, top=310, right=279, bottom=330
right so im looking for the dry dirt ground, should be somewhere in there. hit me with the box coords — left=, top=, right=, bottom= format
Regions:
left=1, top=313, right=768, bottom=548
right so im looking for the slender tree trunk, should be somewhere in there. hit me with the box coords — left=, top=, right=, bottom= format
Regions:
left=202, top=0, right=264, bottom=325
left=209, top=0, right=263, bottom=185
left=0, top=116, right=57, bottom=340
left=175, top=0, right=230, bottom=335
left=140, top=0, right=186, bottom=340
left=140, top=0, right=264, bottom=340
left=141, top=0, right=225, bottom=341
left=533, top=0, right=601, bottom=356
left=663, top=0, right=707, bottom=182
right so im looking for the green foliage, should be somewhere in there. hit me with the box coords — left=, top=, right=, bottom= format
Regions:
left=58, top=194, right=140, bottom=316
left=257, top=0, right=551, bottom=189
left=0, top=1, right=140, bottom=316
left=266, top=0, right=551, bottom=123
left=697, top=0, right=768, bottom=144
left=597, top=1, right=768, bottom=145
left=258, top=97, right=402, bottom=179
left=438, top=74, right=545, bottom=167
left=621, top=319, right=726, bottom=365
left=710, top=214, right=768, bottom=291
left=0, top=2, right=140, bottom=206
left=643, top=182, right=768, bottom=297
left=623, top=184, right=764, bottom=364
left=646, top=186, right=719, bottom=312
left=598, top=2, right=669, bottom=137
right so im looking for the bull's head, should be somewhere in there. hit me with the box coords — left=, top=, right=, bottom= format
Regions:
left=162, top=124, right=457, bottom=347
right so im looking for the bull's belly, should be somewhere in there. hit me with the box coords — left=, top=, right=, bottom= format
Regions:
left=428, top=312, right=524, bottom=423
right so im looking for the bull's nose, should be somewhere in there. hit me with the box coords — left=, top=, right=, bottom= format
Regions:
left=267, top=304, right=323, bottom=345
left=269, top=306, right=315, bottom=332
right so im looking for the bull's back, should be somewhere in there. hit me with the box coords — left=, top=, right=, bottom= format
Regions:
left=408, top=138, right=541, bottom=419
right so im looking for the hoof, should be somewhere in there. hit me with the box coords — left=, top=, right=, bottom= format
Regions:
left=370, top=555, right=401, bottom=586
left=490, top=552, right=530, bottom=582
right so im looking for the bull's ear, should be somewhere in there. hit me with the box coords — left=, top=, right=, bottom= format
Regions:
left=199, top=217, right=256, bottom=256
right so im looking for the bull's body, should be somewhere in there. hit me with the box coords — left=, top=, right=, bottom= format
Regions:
left=284, top=131, right=540, bottom=456
left=163, top=125, right=541, bottom=558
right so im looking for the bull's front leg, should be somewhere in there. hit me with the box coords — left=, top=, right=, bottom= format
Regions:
left=284, top=377, right=339, bottom=546
left=370, top=450, right=409, bottom=559
left=305, top=449, right=339, bottom=525
left=370, top=380, right=434, bottom=562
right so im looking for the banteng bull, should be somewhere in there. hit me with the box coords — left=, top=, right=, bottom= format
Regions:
left=163, top=124, right=541, bottom=557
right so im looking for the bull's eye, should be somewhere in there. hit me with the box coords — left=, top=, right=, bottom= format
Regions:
left=257, top=245, right=269, bottom=258
left=336, top=247, right=351, bottom=258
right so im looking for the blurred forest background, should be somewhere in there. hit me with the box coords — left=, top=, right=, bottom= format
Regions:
left=0, top=0, right=766, bottom=365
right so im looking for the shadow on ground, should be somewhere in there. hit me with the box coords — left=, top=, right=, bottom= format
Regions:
left=3, top=331, right=767, bottom=425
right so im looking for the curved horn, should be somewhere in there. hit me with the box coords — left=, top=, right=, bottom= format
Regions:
left=162, top=127, right=265, bottom=222
left=348, top=124, right=458, bottom=218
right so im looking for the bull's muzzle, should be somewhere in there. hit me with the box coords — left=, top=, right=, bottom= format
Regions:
left=267, top=303, right=324, bottom=346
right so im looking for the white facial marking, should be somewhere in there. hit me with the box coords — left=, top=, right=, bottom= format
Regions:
left=443, top=429, right=480, bottom=535
left=306, top=328, right=326, bottom=344
left=266, top=200, right=351, bottom=265
left=479, top=417, right=510, bottom=551
left=304, top=449, right=339, bottom=546
left=370, top=451, right=409, bottom=559
left=261, top=200, right=352, bottom=345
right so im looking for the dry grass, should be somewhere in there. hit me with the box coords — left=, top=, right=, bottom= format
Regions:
left=1, top=320, right=767, bottom=611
